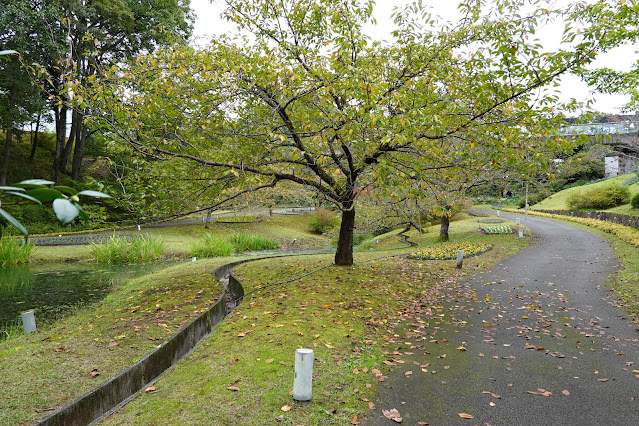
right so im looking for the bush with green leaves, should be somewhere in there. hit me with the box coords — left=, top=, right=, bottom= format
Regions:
left=632, top=192, right=639, bottom=209
left=91, top=235, right=164, bottom=264
left=566, top=183, right=631, bottom=210
left=0, top=238, right=34, bottom=267
left=308, top=208, right=338, bottom=234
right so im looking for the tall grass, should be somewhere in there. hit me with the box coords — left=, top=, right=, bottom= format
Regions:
left=190, top=234, right=234, bottom=258
left=229, top=232, right=279, bottom=252
left=91, top=235, right=164, bottom=264
left=189, top=232, right=279, bottom=258
left=0, top=319, right=23, bottom=342
left=0, top=239, right=34, bottom=267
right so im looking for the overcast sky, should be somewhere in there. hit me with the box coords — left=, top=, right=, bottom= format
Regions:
left=189, top=0, right=638, bottom=115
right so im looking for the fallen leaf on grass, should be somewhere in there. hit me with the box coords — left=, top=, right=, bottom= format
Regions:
left=418, top=422, right=429, bottom=425
left=265, top=359, right=274, bottom=364
left=382, top=408, right=403, bottom=423
left=226, top=386, right=240, bottom=392
left=350, top=415, right=359, bottom=424
left=90, top=369, right=100, bottom=378
left=458, top=413, right=474, bottom=419
left=108, top=341, right=119, bottom=347
left=369, top=402, right=376, bottom=410
left=145, top=386, right=156, bottom=393
left=482, top=391, right=502, bottom=399
left=405, top=371, right=413, bottom=377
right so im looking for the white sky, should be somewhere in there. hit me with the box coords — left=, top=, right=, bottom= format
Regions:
left=190, top=0, right=639, bottom=115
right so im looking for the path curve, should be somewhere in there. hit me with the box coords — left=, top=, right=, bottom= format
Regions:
left=368, top=212, right=639, bottom=425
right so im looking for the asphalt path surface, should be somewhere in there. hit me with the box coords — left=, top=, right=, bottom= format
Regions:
left=367, top=212, right=639, bottom=425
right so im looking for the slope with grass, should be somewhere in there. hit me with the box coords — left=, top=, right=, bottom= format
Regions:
left=532, top=173, right=639, bottom=213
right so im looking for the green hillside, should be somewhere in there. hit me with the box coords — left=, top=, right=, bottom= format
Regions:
left=532, top=173, right=639, bottom=213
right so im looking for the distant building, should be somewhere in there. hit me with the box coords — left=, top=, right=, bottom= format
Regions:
left=605, top=154, right=637, bottom=177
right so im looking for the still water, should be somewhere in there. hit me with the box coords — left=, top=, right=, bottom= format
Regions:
left=0, top=262, right=170, bottom=329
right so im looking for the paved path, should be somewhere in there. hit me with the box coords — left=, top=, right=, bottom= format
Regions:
left=368, top=212, right=639, bottom=425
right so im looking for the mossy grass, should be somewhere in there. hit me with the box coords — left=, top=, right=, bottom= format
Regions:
left=0, top=258, right=231, bottom=425
left=91, top=235, right=165, bottom=264
left=0, top=238, right=35, bottom=267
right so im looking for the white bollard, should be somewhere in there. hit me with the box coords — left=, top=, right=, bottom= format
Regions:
left=192, top=257, right=197, bottom=262
left=516, top=218, right=520, bottom=225
left=497, top=210, right=501, bottom=217
left=137, top=224, right=141, bottom=231
left=293, top=348, right=314, bottom=402
left=21, top=311, right=36, bottom=334
left=518, top=229, right=524, bottom=239
left=456, top=250, right=464, bottom=269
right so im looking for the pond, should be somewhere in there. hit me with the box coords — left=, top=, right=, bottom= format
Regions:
left=0, top=262, right=173, bottom=331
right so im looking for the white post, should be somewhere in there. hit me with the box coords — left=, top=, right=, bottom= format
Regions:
left=192, top=257, right=197, bottom=262
left=137, top=224, right=141, bottom=231
left=518, top=229, right=524, bottom=239
left=293, top=348, right=314, bottom=402
left=21, top=311, right=36, bottom=333
left=497, top=210, right=500, bottom=217
left=456, top=250, right=464, bottom=269
left=516, top=218, right=520, bottom=225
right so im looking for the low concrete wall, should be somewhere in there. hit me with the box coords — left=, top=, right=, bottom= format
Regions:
left=535, top=209, right=639, bottom=231
left=35, top=260, right=252, bottom=426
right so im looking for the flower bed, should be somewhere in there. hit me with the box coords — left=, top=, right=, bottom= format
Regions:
left=477, top=219, right=504, bottom=223
left=410, top=242, right=492, bottom=260
left=480, top=225, right=512, bottom=234
left=466, top=210, right=489, bottom=217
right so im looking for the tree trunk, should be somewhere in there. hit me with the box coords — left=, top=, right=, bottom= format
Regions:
left=58, top=110, right=77, bottom=172
left=0, top=84, right=17, bottom=186
left=439, top=211, right=450, bottom=242
left=71, top=116, right=88, bottom=181
left=29, top=112, right=42, bottom=161
left=205, top=209, right=212, bottom=229
left=52, top=104, right=67, bottom=182
left=334, top=203, right=355, bottom=266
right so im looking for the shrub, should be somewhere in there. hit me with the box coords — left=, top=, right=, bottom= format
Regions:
left=92, top=235, right=164, bottom=264
left=190, top=234, right=234, bottom=257
left=0, top=239, right=34, bottom=267
left=567, top=183, right=630, bottom=210
left=308, top=208, right=338, bottom=234
left=632, top=192, right=639, bottom=209
left=229, top=232, right=278, bottom=252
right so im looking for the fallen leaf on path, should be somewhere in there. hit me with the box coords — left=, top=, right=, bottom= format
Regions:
left=382, top=408, right=403, bottom=423
left=562, top=390, right=570, bottom=396
left=458, top=413, right=474, bottom=419
left=405, top=371, right=413, bottom=376
left=418, top=422, right=429, bottom=425
left=350, top=415, right=359, bottom=424
left=597, top=378, right=609, bottom=382
left=526, top=389, right=552, bottom=396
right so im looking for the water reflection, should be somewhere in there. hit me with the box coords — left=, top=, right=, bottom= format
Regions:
left=0, top=263, right=171, bottom=328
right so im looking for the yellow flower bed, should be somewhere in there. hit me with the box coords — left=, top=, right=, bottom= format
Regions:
left=503, top=209, right=639, bottom=248
left=410, top=242, right=493, bottom=260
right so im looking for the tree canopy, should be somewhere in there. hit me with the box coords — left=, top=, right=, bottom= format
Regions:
left=88, top=0, right=605, bottom=265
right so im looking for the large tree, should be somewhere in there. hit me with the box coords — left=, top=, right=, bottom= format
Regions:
left=3, top=0, right=193, bottom=182
left=88, top=0, right=598, bottom=265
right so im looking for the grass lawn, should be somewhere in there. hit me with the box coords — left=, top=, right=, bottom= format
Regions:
left=532, top=173, right=639, bottom=212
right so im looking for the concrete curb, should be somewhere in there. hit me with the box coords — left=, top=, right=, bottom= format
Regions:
left=34, top=259, right=255, bottom=426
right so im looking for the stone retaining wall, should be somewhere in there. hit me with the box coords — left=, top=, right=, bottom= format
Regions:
left=534, top=209, right=639, bottom=231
